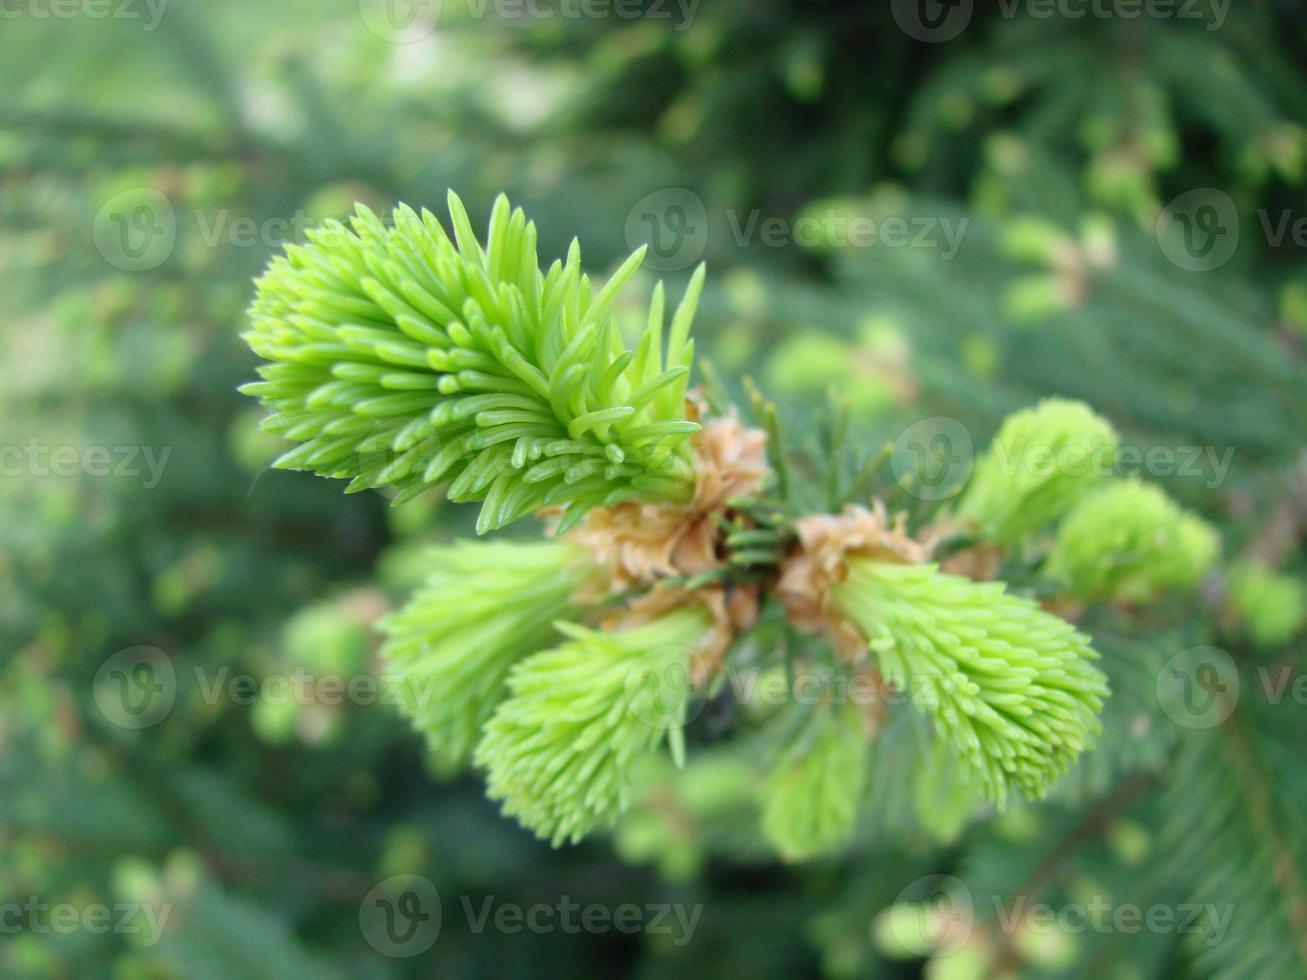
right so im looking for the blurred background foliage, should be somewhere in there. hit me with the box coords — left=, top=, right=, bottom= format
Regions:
left=2, top=1, right=1307, bottom=977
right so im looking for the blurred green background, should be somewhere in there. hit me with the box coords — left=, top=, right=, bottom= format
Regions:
left=3, top=1, right=1307, bottom=978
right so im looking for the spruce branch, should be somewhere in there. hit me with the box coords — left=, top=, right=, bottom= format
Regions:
left=241, top=192, right=703, bottom=533
left=954, top=397, right=1120, bottom=547
left=380, top=539, right=595, bottom=773
left=760, top=699, right=871, bottom=861
left=475, top=604, right=713, bottom=846
left=835, top=561, right=1109, bottom=804
left=237, top=195, right=1148, bottom=851
left=1046, top=477, right=1220, bottom=602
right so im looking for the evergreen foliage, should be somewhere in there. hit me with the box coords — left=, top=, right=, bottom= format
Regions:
left=955, top=397, right=1118, bottom=546
left=836, top=560, right=1108, bottom=804
left=759, top=700, right=870, bottom=862
left=476, top=604, right=712, bottom=846
left=1227, top=560, right=1307, bottom=647
left=1046, top=477, right=1220, bottom=601
left=5, top=4, right=1307, bottom=978
left=380, top=539, right=593, bottom=772
left=243, top=194, right=703, bottom=532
